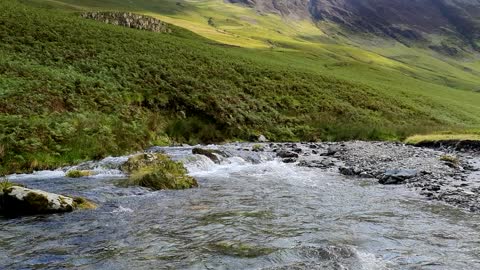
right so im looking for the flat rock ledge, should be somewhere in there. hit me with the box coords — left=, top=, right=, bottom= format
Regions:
left=0, top=186, right=90, bottom=217
left=81, top=12, right=172, bottom=33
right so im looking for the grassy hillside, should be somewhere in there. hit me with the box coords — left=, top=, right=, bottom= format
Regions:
left=1, top=0, right=480, bottom=174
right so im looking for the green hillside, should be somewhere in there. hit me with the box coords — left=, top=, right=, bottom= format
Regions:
left=1, top=0, right=480, bottom=174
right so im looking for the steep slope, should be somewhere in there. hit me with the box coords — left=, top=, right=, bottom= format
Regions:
left=2, top=0, right=480, bottom=174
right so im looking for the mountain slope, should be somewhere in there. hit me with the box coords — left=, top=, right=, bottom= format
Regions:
left=1, top=0, right=480, bottom=174
left=228, top=0, right=480, bottom=54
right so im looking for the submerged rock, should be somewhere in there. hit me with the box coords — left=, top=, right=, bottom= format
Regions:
left=123, top=153, right=198, bottom=190
left=0, top=186, right=95, bottom=217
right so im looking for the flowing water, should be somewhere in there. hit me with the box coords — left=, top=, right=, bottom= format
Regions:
left=1, top=145, right=480, bottom=269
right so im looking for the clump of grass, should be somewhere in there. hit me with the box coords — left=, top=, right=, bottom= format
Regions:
left=0, top=177, right=23, bottom=192
left=252, top=144, right=264, bottom=152
left=73, top=196, right=97, bottom=210
left=0, top=177, right=14, bottom=191
left=66, top=170, right=93, bottom=178
left=123, top=153, right=198, bottom=190
left=440, top=155, right=460, bottom=168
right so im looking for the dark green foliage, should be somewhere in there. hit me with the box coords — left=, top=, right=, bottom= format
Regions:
left=0, top=0, right=469, bottom=174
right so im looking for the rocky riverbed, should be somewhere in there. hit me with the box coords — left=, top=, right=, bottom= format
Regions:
left=229, top=141, right=480, bottom=212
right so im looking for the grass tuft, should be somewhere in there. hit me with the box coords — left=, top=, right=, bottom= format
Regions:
left=66, top=170, right=93, bottom=178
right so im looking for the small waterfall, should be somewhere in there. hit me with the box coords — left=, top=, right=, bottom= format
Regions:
left=182, top=154, right=217, bottom=173
left=66, top=155, right=129, bottom=178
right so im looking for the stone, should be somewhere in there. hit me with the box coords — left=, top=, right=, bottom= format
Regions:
left=192, top=148, right=227, bottom=163
left=339, top=166, right=356, bottom=176
left=379, top=169, right=418, bottom=184
left=277, top=150, right=299, bottom=158
left=258, top=135, right=268, bottom=142
left=292, top=148, right=302, bottom=153
left=321, top=146, right=341, bottom=156
left=0, top=186, right=75, bottom=216
left=282, top=158, right=297, bottom=163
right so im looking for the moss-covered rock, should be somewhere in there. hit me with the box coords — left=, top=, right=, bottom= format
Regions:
left=0, top=184, right=96, bottom=216
left=122, top=153, right=198, bottom=190
left=121, top=153, right=164, bottom=174
left=0, top=186, right=74, bottom=216
left=66, top=170, right=93, bottom=178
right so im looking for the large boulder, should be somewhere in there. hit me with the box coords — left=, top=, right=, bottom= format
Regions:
left=0, top=186, right=96, bottom=217
left=121, top=153, right=164, bottom=173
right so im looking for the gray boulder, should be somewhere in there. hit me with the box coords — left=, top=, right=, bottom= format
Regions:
left=277, top=150, right=299, bottom=159
left=258, top=135, right=268, bottom=142
left=0, top=186, right=75, bottom=216
left=0, top=186, right=95, bottom=217
left=380, top=169, right=418, bottom=184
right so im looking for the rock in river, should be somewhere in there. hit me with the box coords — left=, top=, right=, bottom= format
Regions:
left=276, top=150, right=299, bottom=159
left=379, top=169, right=418, bottom=185
left=192, top=148, right=227, bottom=163
left=0, top=186, right=94, bottom=217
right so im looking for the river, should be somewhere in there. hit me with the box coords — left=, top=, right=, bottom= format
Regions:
left=1, top=145, right=480, bottom=269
